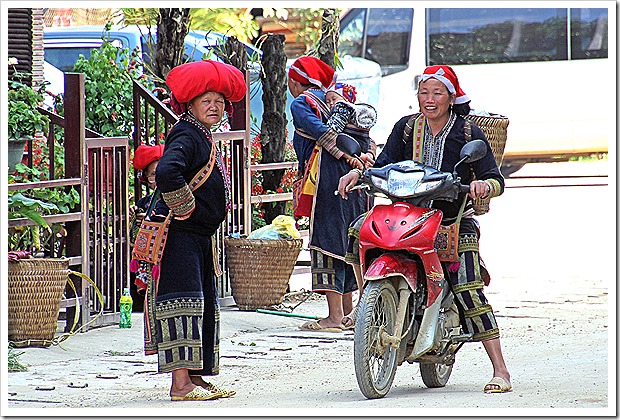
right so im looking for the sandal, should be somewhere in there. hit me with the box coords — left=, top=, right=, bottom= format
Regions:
left=171, top=386, right=220, bottom=401
left=483, top=377, right=513, bottom=394
left=203, top=382, right=236, bottom=398
left=340, top=305, right=359, bottom=330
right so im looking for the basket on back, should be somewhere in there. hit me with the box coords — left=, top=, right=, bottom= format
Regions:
left=466, top=112, right=509, bottom=215
left=225, top=237, right=303, bottom=311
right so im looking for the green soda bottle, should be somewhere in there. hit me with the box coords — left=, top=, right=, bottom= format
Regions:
left=119, top=288, right=133, bottom=328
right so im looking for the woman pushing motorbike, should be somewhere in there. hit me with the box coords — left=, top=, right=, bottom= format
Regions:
left=338, top=65, right=512, bottom=394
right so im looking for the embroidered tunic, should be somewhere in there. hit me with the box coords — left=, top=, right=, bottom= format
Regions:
left=376, top=113, right=504, bottom=226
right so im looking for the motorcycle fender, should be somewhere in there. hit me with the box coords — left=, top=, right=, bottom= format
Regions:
left=410, top=296, right=442, bottom=359
left=364, top=253, right=418, bottom=292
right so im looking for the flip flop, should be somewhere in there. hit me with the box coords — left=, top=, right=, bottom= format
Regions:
left=299, top=320, right=343, bottom=333
left=171, top=386, right=221, bottom=401
left=483, top=377, right=513, bottom=394
left=340, top=305, right=359, bottom=330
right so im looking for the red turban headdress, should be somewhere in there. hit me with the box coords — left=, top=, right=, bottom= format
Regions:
left=166, top=60, right=246, bottom=114
left=420, top=65, right=470, bottom=105
left=288, top=56, right=336, bottom=92
left=133, top=144, right=165, bottom=170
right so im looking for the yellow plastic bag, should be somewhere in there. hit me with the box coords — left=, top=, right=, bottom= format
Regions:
left=272, top=215, right=301, bottom=239
left=247, top=215, right=300, bottom=240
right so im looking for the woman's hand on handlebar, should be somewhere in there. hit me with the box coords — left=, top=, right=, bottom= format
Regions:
left=359, top=152, right=375, bottom=168
left=337, top=170, right=361, bottom=199
left=469, top=180, right=491, bottom=199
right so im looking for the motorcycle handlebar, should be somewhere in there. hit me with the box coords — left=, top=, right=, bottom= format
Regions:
left=333, top=184, right=369, bottom=196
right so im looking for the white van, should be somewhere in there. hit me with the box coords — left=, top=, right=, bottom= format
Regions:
left=339, top=6, right=612, bottom=175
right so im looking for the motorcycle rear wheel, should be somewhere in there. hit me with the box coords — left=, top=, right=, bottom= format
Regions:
left=420, top=362, right=453, bottom=388
left=354, top=280, right=399, bottom=399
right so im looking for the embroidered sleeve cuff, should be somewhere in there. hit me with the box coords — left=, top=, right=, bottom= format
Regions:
left=317, top=129, right=344, bottom=159
left=485, top=179, right=502, bottom=198
left=368, top=138, right=377, bottom=159
left=161, top=184, right=196, bottom=219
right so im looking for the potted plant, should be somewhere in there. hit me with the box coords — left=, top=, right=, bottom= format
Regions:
left=7, top=57, right=49, bottom=172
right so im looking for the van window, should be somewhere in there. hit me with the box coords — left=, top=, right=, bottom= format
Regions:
left=45, top=46, right=101, bottom=72
left=339, top=8, right=414, bottom=76
left=570, top=8, right=608, bottom=59
left=339, top=9, right=366, bottom=58
left=428, top=8, right=569, bottom=65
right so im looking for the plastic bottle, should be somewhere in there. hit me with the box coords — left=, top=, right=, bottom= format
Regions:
left=119, top=288, right=133, bottom=328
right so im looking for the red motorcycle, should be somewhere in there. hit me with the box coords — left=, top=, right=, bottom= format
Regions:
left=337, top=134, right=488, bottom=399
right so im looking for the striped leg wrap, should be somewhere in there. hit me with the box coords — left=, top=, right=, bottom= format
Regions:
left=449, top=234, right=500, bottom=341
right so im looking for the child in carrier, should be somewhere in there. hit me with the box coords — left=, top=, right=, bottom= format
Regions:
left=325, top=82, right=378, bottom=169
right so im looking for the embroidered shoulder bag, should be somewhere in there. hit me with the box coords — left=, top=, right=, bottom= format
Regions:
left=130, top=141, right=217, bottom=279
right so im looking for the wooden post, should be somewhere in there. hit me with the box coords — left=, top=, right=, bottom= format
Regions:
left=63, top=73, right=90, bottom=330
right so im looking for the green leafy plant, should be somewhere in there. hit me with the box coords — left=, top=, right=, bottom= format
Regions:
left=8, top=344, right=27, bottom=372
left=8, top=162, right=79, bottom=254
left=7, top=58, right=50, bottom=140
left=72, top=27, right=154, bottom=139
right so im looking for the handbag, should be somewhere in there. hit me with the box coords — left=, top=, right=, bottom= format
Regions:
left=434, top=198, right=467, bottom=262
left=130, top=142, right=217, bottom=280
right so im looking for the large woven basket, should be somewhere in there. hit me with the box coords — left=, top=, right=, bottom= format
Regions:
left=8, top=258, right=70, bottom=347
left=225, top=237, right=303, bottom=311
left=466, top=112, right=510, bottom=215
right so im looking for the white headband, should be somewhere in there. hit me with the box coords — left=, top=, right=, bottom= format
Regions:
left=420, top=68, right=456, bottom=94
left=290, top=64, right=336, bottom=92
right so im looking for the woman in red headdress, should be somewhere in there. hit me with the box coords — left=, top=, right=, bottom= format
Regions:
left=130, top=144, right=168, bottom=297
left=338, top=65, right=512, bottom=394
left=288, top=56, right=376, bottom=333
left=145, top=60, right=245, bottom=401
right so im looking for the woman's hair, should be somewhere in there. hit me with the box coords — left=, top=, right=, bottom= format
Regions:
left=447, top=92, right=471, bottom=116
left=452, top=102, right=471, bottom=116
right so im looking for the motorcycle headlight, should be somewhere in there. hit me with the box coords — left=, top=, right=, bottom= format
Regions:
left=387, top=170, right=424, bottom=197
left=386, top=170, right=444, bottom=198
left=370, top=175, right=388, bottom=192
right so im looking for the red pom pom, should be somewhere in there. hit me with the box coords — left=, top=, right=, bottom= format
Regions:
left=152, top=265, right=160, bottom=280
left=448, top=262, right=460, bottom=273
left=130, top=259, right=140, bottom=272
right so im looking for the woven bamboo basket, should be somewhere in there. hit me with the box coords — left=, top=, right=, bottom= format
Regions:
left=225, top=237, right=303, bottom=311
left=466, top=112, right=510, bottom=215
left=8, top=258, right=70, bottom=347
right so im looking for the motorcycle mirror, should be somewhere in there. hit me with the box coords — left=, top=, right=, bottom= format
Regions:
left=460, top=139, right=487, bottom=163
left=336, top=133, right=362, bottom=157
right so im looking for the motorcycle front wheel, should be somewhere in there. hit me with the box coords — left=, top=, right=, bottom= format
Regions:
left=354, top=280, right=399, bottom=399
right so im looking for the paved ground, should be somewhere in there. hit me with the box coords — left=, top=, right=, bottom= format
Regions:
left=2, top=161, right=615, bottom=417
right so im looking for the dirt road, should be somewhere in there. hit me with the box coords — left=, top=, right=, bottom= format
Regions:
left=3, top=162, right=613, bottom=416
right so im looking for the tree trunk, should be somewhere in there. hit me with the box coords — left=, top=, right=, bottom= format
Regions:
left=222, top=36, right=248, bottom=131
left=259, top=34, right=288, bottom=224
left=154, top=8, right=190, bottom=88
left=318, top=9, right=339, bottom=69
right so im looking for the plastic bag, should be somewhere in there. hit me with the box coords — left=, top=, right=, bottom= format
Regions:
left=247, top=215, right=300, bottom=240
